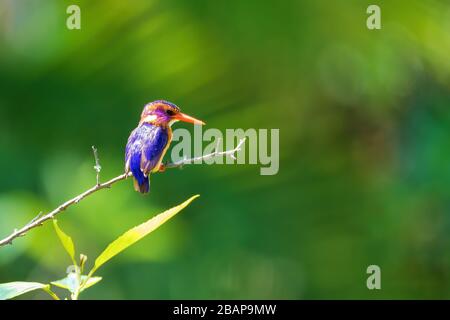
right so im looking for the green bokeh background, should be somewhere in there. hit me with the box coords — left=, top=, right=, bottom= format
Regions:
left=0, top=0, right=449, bottom=299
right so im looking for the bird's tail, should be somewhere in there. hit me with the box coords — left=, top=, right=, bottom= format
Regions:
left=133, top=177, right=149, bottom=194
left=129, top=152, right=150, bottom=194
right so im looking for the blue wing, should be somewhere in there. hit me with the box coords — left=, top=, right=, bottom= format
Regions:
left=125, top=124, right=169, bottom=193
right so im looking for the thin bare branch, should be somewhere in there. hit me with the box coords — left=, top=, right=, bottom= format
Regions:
left=165, top=138, right=246, bottom=168
left=0, top=139, right=245, bottom=248
left=0, top=172, right=131, bottom=247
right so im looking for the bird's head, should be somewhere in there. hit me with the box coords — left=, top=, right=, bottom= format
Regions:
left=139, top=100, right=205, bottom=127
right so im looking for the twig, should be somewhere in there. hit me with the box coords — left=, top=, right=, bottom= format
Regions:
left=165, top=138, right=245, bottom=168
left=92, top=146, right=101, bottom=186
left=0, top=139, right=245, bottom=248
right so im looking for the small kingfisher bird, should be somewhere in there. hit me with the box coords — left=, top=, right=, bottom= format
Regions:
left=125, top=100, right=205, bottom=193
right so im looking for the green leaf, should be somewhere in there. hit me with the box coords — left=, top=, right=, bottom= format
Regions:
left=88, top=195, right=199, bottom=277
left=53, top=219, right=77, bottom=266
left=51, top=275, right=102, bottom=293
left=0, top=281, right=49, bottom=300
left=50, top=272, right=79, bottom=294
left=81, top=276, right=102, bottom=291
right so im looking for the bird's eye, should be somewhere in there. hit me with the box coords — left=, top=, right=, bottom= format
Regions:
left=166, top=109, right=176, bottom=116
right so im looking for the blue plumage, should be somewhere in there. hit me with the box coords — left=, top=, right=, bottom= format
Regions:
left=125, top=123, right=169, bottom=193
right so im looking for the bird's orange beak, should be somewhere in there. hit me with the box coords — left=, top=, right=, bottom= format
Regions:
left=174, top=112, right=205, bottom=125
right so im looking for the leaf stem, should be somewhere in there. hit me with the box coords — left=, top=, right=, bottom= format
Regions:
left=43, top=286, right=60, bottom=300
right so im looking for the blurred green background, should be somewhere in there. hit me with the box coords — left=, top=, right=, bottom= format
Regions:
left=0, top=0, right=449, bottom=299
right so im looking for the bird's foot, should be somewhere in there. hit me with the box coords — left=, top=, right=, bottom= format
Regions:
left=158, top=163, right=166, bottom=172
